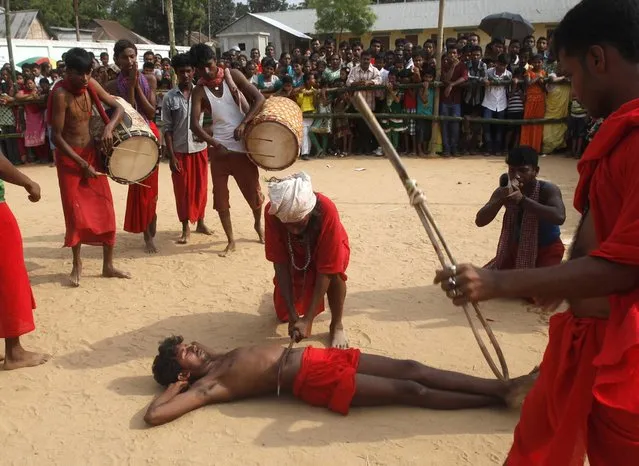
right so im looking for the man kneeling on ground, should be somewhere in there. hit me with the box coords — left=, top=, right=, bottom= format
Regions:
left=476, top=146, right=566, bottom=270
left=143, top=336, right=536, bottom=426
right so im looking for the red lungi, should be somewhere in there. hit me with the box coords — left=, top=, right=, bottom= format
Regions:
left=171, top=148, right=208, bottom=223
left=124, top=121, right=160, bottom=233
left=508, top=97, right=639, bottom=465
left=495, top=238, right=565, bottom=270
left=56, top=146, right=116, bottom=247
left=265, top=193, right=350, bottom=322
left=293, top=346, right=361, bottom=415
left=0, top=202, right=36, bottom=338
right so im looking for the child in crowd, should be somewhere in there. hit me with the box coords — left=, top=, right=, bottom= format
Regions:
left=274, top=75, right=296, bottom=101
left=416, top=67, right=435, bottom=157
left=297, top=72, right=317, bottom=160
left=568, top=94, right=588, bottom=159
left=382, top=70, right=407, bottom=151
left=257, top=58, right=281, bottom=97
left=310, top=78, right=332, bottom=157
left=504, top=68, right=525, bottom=151
left=481, top=54, right=511, bottom=155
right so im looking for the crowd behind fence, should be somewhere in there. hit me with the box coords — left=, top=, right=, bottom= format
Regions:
left=0, top=34, right=597, bottom=165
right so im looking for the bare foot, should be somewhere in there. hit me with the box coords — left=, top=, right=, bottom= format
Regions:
left=255, top=224, right=265, bottom=244
left=176, top=230, right=190, bottom=245
left=0, top=354, right=4, bottom=362
left=504, top=367, right=539, bottom=409
left=69, top=261, right=82, bottom=287
left=330, top=324, right=349, bottom=349
left=102, top=266, right=132, bottom=279
left=145, top=238, right=159, bottom=254
left=218, top=241, right=236, bottom=257
left=195, top=221, right=213, bottom=235
left=3, top=349, right=50, bottom=370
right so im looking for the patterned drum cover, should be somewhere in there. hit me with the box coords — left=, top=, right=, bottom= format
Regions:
left=90, top=97, right=159, bottom=184
left=245, top=97, right=303, bottom=171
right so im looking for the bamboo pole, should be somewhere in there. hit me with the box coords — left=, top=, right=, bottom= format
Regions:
left=73, top=0, right=80, bottom=42
left=4, top=0, right=16, bottom=82
left=166, top=0, right=177, bottom=58
left=429, top=0, right=446, bottom=155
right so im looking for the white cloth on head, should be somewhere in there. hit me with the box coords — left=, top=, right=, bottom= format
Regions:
left=268, top=172, right=317, bottom=223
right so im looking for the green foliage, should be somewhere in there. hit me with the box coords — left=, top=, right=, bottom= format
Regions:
left=248, top=0, right=288, bottom=13
left=312, top=0, right=376, bottom=36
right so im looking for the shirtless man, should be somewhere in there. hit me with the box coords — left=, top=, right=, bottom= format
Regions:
left=189, top=43, right=266, bottom=257
left=50, top=47, right=130, bottom=286
left=435, top=2, right=639, bottom=463
left=477, top=146, right=566, bottom=271
left=106, top=39, right=160, bottom=254
left=143, top=336, right=536, bottom=426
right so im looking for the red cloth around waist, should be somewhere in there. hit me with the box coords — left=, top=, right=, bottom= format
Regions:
left=0, top=202, right=35, bottom=338
left=293, top=346, right=360, bottom=415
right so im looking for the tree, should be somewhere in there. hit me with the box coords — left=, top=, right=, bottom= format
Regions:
left=311, top=0, right=376, bottom=39
left=209, top=0, right=236, bottom=35
left=235, top=2, right=249, bottom=18
left=248, top=0, right=288, bottom=13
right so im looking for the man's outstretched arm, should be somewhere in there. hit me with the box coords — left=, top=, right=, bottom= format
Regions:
left=144, top=381, right=231, bottom=426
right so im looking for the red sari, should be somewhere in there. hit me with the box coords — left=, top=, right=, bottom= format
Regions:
left=0, top=201, right=35, bottom=338
left=507, top=98, right=639, bottom=465
left=519, top=70, right=546, bottom=152
left=264, top=193, right=350, bottom=322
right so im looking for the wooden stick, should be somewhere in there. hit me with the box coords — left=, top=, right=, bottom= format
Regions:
left=351, top=92, right=510, bottom=381
left=97, top=172, right=150, bottom=188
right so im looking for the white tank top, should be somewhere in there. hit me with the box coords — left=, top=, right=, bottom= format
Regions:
left=203, top=82, right=246, bottom=153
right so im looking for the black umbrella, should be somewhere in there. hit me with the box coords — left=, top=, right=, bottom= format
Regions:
left=479, top=12, right=534, bottom=40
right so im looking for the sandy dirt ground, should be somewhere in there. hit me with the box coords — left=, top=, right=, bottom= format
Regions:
left=1, top=155, right=580, bottom=466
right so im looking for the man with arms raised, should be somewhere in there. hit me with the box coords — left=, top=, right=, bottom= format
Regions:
left=50, top=47, right=130, bottom=286
left=162, top=52, right=212, bottom=244
left=189, top=43, right=265, bottom=257
left=436, top=1, right=639, bottom=463
left=264, top=172, right=348, bottom=348
left=476, top=146, right=566, bottom=271
left=143, top=336, right=537, bottom=426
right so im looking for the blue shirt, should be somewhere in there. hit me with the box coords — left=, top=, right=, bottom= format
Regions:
left=417, top=87, right=435, bottom=116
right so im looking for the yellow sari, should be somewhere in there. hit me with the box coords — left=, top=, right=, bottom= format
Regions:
left=542, top=79, right=571, bottom=154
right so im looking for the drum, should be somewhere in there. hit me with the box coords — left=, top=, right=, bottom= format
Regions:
left=90, top=97, right=159, bottom=184
left=245, top=97, right=303, bottom=171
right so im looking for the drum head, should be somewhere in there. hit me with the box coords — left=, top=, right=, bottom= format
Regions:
left=109, top=136, right=159, bottom=183
left=246, top=121, right=299, bottom=171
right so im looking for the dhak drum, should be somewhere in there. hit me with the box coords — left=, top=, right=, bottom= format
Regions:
left=245, top=96, right=303, bottom=171
left=90, top=97, right=159, bottom=184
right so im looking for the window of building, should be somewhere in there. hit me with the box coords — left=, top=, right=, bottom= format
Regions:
left=238, top=43, right=246, bottom=51
left=404, top=34, right=418, bottom=47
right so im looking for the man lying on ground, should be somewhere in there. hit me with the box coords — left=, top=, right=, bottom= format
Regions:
left=143, top=336, right=536, bottom=426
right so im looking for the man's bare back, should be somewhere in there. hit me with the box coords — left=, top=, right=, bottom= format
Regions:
left=144, top=337, right=535, bottom=426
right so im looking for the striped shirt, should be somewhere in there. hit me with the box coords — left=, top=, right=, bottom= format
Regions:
left=570, top=99, right=588, bottom=118
left=507, top=86, right=525, bottom=114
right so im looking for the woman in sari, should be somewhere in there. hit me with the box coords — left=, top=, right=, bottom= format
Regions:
left=542, top=65, right=571, bottom=154
left=519, top=55, right=547, bottom=152
left=16, top=77, right=48, bottom=163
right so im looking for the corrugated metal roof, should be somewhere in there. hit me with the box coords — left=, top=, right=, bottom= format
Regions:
left=91, top=19, right=155, bottom=45
left=0, top=9, right=41, bottom=39
left=260, top=0, right=580, bottom=34
left=250, top=13, right=312, bottom=39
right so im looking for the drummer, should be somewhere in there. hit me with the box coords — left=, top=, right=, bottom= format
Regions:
left=189, top=43, right=266, bottom=257
left=264, top=172, right=350, bottom=349
left=105, top=39, right=160, bottom=254
left=49, top=47, right=130, bottom=286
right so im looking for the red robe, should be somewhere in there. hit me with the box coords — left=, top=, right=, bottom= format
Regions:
left=507, top=99, right=639, bottom=465
left=265, top=193, right=350, bottom=322
left=123, top=121, right=160, bottom=233
left=0, top=202, right=35, bottom=338
left=171, top=148, right=208, bottom=223
left=56, top=145, right=116, bottom=247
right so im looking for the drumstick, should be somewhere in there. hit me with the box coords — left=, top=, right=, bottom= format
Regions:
left=96, top=172, right=150, bottom=188
left=110, top=146, right=157, bottom=156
